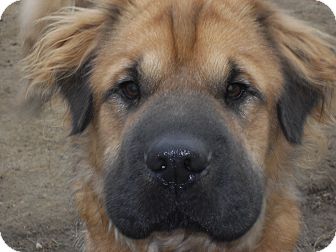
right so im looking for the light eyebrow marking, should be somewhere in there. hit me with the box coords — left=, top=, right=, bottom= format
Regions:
left=103, top=61, right=140, bottom=102
left=226, top=60, right=267, bottom=103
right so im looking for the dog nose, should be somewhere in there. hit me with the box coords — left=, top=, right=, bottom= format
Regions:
left=146, top=136, right=209, bottom=187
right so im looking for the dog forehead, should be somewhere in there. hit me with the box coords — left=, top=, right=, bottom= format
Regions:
left=114, top=0, right=262, bottom=55
left=96, top=0, right=282, bottom=96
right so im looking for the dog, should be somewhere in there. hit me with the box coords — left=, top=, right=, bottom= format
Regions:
left=20, top=0, right=336, bottom=251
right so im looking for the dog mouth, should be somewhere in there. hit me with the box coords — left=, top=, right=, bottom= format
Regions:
left=107, top=198, right=263, bottom=243
left=105, top=171, right=264, bottom=242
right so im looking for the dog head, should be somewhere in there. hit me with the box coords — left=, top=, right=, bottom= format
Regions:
left=22, top=0, right=336, bottom=244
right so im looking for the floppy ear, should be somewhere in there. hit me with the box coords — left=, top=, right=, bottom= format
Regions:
left=22, top=8, right=108, bottom=134
left=256, top=2, right=336, bottom=144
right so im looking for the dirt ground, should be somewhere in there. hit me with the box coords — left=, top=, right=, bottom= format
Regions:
left=0, top=1, right=335, bottom=251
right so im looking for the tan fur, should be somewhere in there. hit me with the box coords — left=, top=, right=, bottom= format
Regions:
left=20, top=0, right=336, bottom=251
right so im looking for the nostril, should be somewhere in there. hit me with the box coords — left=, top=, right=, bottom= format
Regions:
left=186, top=154, right=208, bottom=173
left=183, top=157, right=191, bottom=171
left=158, top=157, right=167, bottom=171
left=147, top=154, right=168, bottom=172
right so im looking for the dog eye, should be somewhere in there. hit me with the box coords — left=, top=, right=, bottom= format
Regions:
left=226, top=83, right=247, bottom=100
left=120, top=81, right=140, bottom=100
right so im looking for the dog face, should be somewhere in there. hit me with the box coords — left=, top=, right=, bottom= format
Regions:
left=22, top=0, right=336, bottom=247
left=97, top=1, right=279, bottom=240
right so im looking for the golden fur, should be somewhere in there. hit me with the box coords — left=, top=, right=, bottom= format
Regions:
left=20, top=0, right=336, bottom=251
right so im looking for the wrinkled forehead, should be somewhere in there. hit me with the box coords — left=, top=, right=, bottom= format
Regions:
left=95, top=0, right=282, bottom=94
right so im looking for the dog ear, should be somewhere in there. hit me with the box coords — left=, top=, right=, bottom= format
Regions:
left=276, top=68, right=321, bottom=144
left=255, top=1, right=336, bottom=144
left=21, top=7, right=109, bottom=134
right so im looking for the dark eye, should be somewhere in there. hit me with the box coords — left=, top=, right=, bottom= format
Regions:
left=226, top=83, right=247, bottom=100
left=120, top=81, right=140, bottom=100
